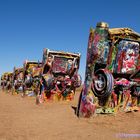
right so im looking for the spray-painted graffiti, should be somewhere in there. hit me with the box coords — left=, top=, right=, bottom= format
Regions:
left=36, top=48, right=82, bottom=104
left=77, top=22, right=140, bottom=118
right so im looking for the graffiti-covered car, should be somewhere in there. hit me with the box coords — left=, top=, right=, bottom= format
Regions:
left=5, top=72, right=13, bottom=92
left=1, top=72, right=8, bottom=90
left=12, top=67, right=24, bottom=94
left=23, top=60, right=42, bottom=96
left=36, top=48, right=81, bottom=104
left=77, top=22, right=140, bottom=117
left=1, top=72, right=13, bottom=91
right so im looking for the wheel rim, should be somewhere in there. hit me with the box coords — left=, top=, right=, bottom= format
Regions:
left=93, top=69, right=114, bottom=98
left=94, top=74, right=106, bottom=91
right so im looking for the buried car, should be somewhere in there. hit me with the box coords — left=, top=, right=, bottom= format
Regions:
left=12, top=67, right=24, bottom=94
left=1, top=72, right=9, bottom=90
left=1, top=72, right=13, bottom=91
left=36, top=48, right=82, bottom=104
left=77, top=22, right=140, bottom=117
left=5, top=72, right=13, bottom=92
left=22, top=60, right=42, bottom=96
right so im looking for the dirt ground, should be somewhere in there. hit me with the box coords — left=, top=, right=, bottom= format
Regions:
left=0, top=88, right=140, bottom=140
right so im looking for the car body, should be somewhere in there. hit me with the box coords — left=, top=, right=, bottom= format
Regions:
left=77, top=22, right=140, bottom=117
left=36, top=48, right=81, bottom=103
left=12, top=67, right=24, bottom=94
left=1, top=72, right=13, bottom=91
left=23, top=60, right=42, bottom=96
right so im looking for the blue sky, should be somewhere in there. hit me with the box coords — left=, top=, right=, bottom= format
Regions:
left=0, top=0, right=140, bottom=79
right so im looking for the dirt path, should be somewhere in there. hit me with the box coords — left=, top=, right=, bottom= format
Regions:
left=0, top=89, right=140, bottom=140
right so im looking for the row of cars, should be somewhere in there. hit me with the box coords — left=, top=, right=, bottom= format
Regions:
left=1, top=48, right=82, bottom=103
left=1, top=22, right=140, bottom=118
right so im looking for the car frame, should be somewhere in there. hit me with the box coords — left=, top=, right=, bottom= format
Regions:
left=36, top=48, right=82, bottom=104
left=12, top=67, right=24, bottom=94
left=22, top=60, right=42, bottom=96
left=77, top=22, right=140, bottom=117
